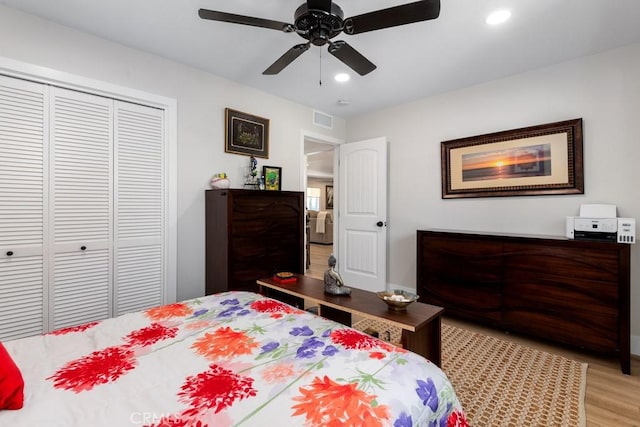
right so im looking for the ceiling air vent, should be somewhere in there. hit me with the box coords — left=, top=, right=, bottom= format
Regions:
left=313, top=110, right=333, bottom=129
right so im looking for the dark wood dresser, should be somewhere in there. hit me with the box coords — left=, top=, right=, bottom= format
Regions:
left=205, top=189, right=304, bottom=294
left=417, top=229, right=631, bottom=374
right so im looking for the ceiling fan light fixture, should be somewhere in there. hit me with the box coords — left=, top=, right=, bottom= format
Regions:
left=334, top=73, right=350, bottom=82
left=199, top=1, right=441, bottom=75
left=486, top=9, right=511, bottom=26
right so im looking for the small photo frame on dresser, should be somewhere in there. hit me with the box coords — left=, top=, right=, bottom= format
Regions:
left=262, top=166, right=282, bottom=191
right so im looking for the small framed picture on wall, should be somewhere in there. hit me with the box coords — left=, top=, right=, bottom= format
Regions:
left=225, top=108, right=269, bottom=158
left=326, top=185, right=334, bottom=208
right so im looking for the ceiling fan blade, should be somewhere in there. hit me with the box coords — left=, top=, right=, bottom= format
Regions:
left=328, top=41, right=376, bottom=76
left=263, top=43, right=311, bottom=75
left=306, top=0, right=332, bottom=13
left=198, top=8, right=292, bottom=32
left=343, top=0, right=440, bottom=35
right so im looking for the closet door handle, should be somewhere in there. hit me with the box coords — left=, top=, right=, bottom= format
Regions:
left=6, top=251, right=13, bottom=256
left=80, top=246, right=87, bottom=251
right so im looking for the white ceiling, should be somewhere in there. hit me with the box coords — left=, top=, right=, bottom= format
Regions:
left=2, top=0, right=640, bottom=119
left=305, top=141, right=335, bottom=179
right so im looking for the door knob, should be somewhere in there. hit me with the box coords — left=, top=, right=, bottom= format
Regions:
left=376, top=221, right=384, bottom=227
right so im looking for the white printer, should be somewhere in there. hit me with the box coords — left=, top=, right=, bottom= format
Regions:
left=566, top=204, right=635, bottom=244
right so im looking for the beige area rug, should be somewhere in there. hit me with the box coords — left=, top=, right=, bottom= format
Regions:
left=442, top=323, right=587, bottom=427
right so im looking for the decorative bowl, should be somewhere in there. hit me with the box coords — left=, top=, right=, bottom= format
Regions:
left=376, top=290, right=419, bottom=311
left=210, top=177, right=230, bottom=189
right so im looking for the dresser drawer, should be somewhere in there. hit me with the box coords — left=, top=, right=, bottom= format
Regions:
left=416, top=230, right=631, bottom=373
left=503, top=242, right=620, bottom=282
left=418, top=233, right=502, bottom=323
left=502, top=310, right=617, bottom=352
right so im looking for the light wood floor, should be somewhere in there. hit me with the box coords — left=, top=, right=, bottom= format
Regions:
left=307, top=242, right=334, bottom=279
left=307, top=243, right=640, bottom=426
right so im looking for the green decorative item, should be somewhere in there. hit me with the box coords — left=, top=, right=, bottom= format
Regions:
left=262, top=166, right=282, bottom=191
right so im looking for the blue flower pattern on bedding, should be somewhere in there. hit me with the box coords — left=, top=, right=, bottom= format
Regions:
left=0, top=291, right=467, bottom=427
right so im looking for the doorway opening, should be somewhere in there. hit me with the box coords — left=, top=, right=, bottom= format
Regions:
left=303, top=134, right=340, bottom=277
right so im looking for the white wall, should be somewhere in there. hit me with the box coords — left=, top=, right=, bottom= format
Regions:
left=3, top=4, right=638, bottom=354
left=347, top=42, right=640, bottom=354
left=0, top=5, right=346, bottom=300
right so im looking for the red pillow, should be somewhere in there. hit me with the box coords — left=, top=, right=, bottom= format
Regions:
left=0, top=342, right=24, bottom=410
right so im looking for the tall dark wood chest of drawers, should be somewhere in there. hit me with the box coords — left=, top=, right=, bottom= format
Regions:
left=206, top=189, right=304, bottom=294
left=417, top=229, right=631, bottom=374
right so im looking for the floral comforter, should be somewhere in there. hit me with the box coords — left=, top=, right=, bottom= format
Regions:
left=1, top=291, right=466, bottom=426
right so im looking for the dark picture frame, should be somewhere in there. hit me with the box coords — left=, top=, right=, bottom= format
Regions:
left=441, top=118, right=583, bottom=198
left=225, top=108, right=269, bottom=158
left=325, top=185, right=334, bottom=209
left=262, top=166, right=282, bottom=191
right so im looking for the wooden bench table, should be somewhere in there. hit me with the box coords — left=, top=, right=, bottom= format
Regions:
left=257, top=275, right=444, bottom=366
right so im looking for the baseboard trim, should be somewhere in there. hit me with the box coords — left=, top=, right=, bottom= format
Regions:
left=388, top=283, right=415, bottom=295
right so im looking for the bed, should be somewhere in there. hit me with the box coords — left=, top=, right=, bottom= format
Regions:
left=0, top=291, right=466, bottom=426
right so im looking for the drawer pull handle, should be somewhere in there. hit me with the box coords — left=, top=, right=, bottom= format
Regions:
left=81, top=246, right=87, bottom=251
left=6, top=251, right=13, bottom=256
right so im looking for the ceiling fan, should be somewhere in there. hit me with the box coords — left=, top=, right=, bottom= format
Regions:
left=198, top=0, right=440, bottom=76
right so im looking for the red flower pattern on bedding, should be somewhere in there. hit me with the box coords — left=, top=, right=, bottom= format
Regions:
left=292, top=375, right=391, bottom=426
left=47, top=346, right=136, bottom=392
left=179, top=364, right=257, bottom=416
left=261, top=363, right=297, bottom=384
left=191, top=327, right=258, bottom=360
left=448, top=409, right=469, bottom=427
left=185, top=320, right=213, bottom=331
left=6, top=293, right=463, bottom=426
left=369, top=351, right=386, bottom=360
left=125, top=323, right=179, bottom=347
left=49, top=321, right=99, bottom=336
left=250, top=299, right=296, bottom=317
left=146, top=417, right=208, bottom=427
left=330, top=328, right=397, bottom=353
left=145, top=303, right=193, bottom=321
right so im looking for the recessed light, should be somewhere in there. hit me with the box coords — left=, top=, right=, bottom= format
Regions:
left=486, top=9, right=511, bottom=25
left=334, top=73, right=350, bottom=82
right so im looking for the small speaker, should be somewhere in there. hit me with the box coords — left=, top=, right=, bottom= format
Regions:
left=313, top=110, right=333, bottom=129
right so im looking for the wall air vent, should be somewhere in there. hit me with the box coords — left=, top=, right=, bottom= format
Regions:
left=313, top=110, right=333, bottom=129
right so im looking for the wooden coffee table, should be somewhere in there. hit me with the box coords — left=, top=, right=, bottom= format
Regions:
left=257, top=275, right=444, bottom=366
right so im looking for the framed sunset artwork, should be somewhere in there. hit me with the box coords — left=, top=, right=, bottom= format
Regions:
left=441, top=118, right=583, bottom=198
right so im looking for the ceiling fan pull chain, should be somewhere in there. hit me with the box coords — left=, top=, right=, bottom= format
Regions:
left=319, top=48, right=322, bottom=86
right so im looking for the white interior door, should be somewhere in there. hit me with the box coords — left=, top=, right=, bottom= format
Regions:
left=114, top=101, right=165, bottom=316
left=337, top=137, right=388, bottom=292
left=50, top=87, right=113, bottom=330
left=0, top=75, right=48, bottom=340
left=0, top=68, right=175, bottom=339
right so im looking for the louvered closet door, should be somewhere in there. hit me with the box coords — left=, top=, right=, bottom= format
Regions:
left=0, top=76, right=48, bottom=340
left=50, top=87, right=113, bottom=330
left=114, top=101, right=164, bottom=315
